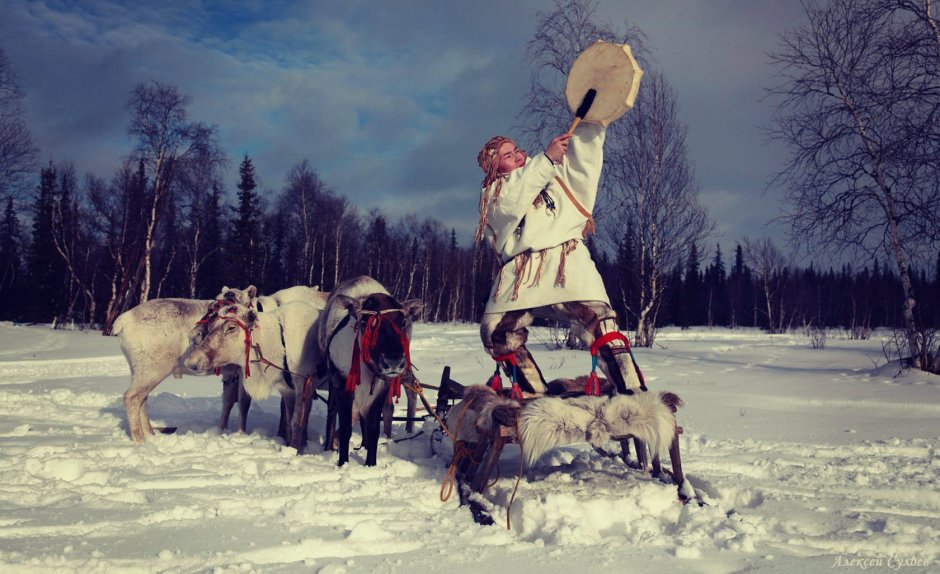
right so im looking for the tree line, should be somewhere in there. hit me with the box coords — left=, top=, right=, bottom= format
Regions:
left=1, top=145, right=938, bottom=337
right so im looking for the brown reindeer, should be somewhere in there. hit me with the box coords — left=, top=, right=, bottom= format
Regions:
left=316, top=276, right=423, bottom=466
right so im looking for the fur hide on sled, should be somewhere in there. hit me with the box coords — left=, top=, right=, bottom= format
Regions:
left=444, top=384, right=681, bottom=469
left=518, top=392, right=680, bottom=468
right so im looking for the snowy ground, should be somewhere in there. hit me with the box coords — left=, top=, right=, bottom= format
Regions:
left=0, top=321, right=937, bottom=574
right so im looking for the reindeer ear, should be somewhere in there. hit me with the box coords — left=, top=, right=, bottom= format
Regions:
left=335, top=294, right=361, bottom=315
left=246, top=285, right=258, bottom=299
left=402, top=299, right=424, bottom=321
left=245, top=309, right=259, bottom=327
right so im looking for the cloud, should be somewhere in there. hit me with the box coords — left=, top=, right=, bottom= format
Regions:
left=0, top=0, right=807, bottom=248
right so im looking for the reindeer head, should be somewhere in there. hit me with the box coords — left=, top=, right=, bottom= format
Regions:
left=184, top=303, right=258, bottom=374
left=338, top=292, right=423, bottom=379
left=216, top=285, right=259, bottom=307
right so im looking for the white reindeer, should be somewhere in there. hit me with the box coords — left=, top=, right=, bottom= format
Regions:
left=115, top=285, right=324, bottom=443
left=315, top=276, right=423, bottom=466
left=183, top=300, right=322, bottom=448
left=217, top=285, right=328, bottom=313
left=115, top=298, right=241, bottom=443
left=213, top=285, right=329, bottom=428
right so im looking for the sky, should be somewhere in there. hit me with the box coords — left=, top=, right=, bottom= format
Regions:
left=0, top=0, right=809, bottom=255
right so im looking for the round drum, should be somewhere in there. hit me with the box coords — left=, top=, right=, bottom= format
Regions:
left=565, top=41, right=644, bottom=126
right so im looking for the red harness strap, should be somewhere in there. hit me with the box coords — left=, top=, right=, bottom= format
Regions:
left=227, top=317, right=253, bottom=378
left=590, top=331, right=631, bottom=356
left=585, top=331, right=648, bottom=394
left=583, top=332, right=632, bottom=396
left=344, top=310, right=412, bottom=405
left=193, top=301, right=253, bottom=378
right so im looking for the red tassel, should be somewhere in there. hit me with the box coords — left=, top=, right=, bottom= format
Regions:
left=584, top=372, right=602, bottom=396
left=509, top=382, right=523, bottom=400
left=387, top=376, right=402, bottom=405
left=487, top=370, right=503, bottom=392
left=346, top=336, right=361, bottom=393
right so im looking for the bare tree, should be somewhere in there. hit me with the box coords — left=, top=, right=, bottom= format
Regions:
left=744, top=237, right=788, bottom=333
left=92, top=162, right=139, bottom=334
left=176, top=132, right=226, bottom=298
left=126, top=81, right=214, bottom=305
left=768, top=0, right=940, bottom=369
left=520, top=0, right=710, bottom=347
left=50, top=166, right=101, bottom=324
left=520, top=0, right=647, bottom=147
left=603, top=72, right=713, bottom=346
left=0, top=47, right=37, bottom=200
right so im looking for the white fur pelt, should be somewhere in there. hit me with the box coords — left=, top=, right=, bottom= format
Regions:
left=518, top=392, right=677, bottom=468
left=445, top=385, right=521, bottom=444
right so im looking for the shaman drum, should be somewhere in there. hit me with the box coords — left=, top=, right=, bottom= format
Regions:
left=565, top=41, right=644, bottom=126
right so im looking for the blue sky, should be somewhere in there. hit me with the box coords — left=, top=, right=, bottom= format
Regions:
left=1, top=0, right=809, bottom=254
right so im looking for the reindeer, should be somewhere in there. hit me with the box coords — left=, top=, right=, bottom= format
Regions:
left=115, top=285, right=324, bottom=443
left=183, top=299, right=322, bottom=448
left=212, top=285, right=329, bottom=430
left=115, top=298, right=242, bottom=443
left=216, top=285, right=329, bottom=313
left=314, top=276, right=423, bottom=466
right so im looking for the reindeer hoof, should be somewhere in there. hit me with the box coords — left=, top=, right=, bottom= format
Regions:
left=677, top=479, right=702, bottom=505
left=468, top=500, right=495, bottom=526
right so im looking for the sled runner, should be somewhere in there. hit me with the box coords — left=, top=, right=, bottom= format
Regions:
left=432, top=365, right=700, bottom=527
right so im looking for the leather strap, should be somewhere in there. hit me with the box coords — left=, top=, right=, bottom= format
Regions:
left=553, top=176, right=596, bottom=238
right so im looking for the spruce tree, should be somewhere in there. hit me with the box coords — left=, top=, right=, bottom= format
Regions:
left=681, top=243, right=703, bottom=327
left=230, top=155, right=262, bottom=287
left=0, top=196, right=22, bottom=316
left=704, top=243, right=728, bottom=327
left=26, top=164, right=66, bottom=322
left=196, top=183, right=224, bottom=298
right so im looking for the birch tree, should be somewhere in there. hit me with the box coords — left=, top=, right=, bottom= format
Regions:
left=126, top=81, right=213, bottom=304
left=521, top=0, right=710, bottom=346
left=769, top=0, right=940, bottom=370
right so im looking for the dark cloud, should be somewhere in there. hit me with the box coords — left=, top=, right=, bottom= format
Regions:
left=1, top=0, right=806, bottom=251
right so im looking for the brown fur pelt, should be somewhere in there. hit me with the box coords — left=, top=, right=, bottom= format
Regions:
left=444, top=385, right=522, bottom=443
left=544, top=375, right=615, bottom=396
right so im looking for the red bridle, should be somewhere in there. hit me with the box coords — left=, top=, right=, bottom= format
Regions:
left=345, top=308, right=412, bottom=404
left=195, top=303, right=254, bottom=378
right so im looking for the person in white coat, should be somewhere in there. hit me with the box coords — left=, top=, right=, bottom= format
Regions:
left=475, top=122, right=644, bottom=396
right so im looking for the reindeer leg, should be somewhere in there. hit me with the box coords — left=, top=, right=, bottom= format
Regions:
left=236, top=373, right=251, bottom=433
left=337, top=390, right=353, bottom=467
left=618, top=438, right=632, bottom=466
left=219, top=375, right=238, bottom=431
left=324, top=378, right=339, bottom=452
left=405, top=385, right=417, bottom=434
left=365, top=399, right=385, bottom=467
left=651, top=451, right=663, bottom=478
left=124, top=369, right=168, bottom=443
left=278, top=397, right=289, bottom=442
left=382, top=400, right=393, bottom=439
left=291, top=376, right=315, bottom=454
left=456, top=440, right=488, bottom=506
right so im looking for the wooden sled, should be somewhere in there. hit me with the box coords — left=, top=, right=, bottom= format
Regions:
left=434, top=366, right=700, bottom=526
